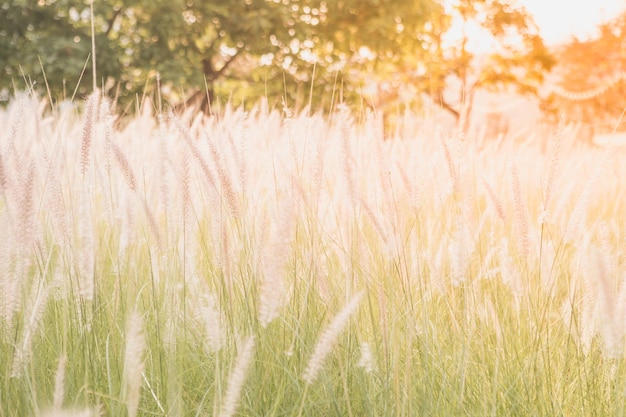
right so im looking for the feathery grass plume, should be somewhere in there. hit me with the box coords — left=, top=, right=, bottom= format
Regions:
left=11, top=283, right=50, bottom=378
left=359, top=196, right=389, bottom=248
left=123, top=310, right=146, bottom=417
left=396, top=160, right=421, bottom=211
left=373, top=119, right=392, bottom=211
left=572, top=245, right=596, bottom=354
left=542, top=117, right=564, bottom=222
left=258, top=191, right=295, bottom=327
left=157, top=135, right=174, bottom=244
left=206, top=133, right=240, bottom=218
left=110, top=140, right=137, bottom=191
left=53, top=354, right=67, bottom=411
left=189, top=284, right=224, bottom=353
left=0, top=173, right=20, bottom=326
left=238, top=127, right=246, bottom=199
left=510, top=156, right=530, bottom=258
left=357, top=342, right=375, bottom=373
left=563, top=188, right=593, bottom=243
left=310, top=118, right=327, bottom=205
left=440, top=134, right=459, bottom=195
left=338, top=104, right=357, bottom=206
left=218, top=222, right=232, bottom=291
left=564, top=149, right=609, bottom=244
left=5, top=97, right=24, bottom=165
left=118, top=191, right=136, bottom=255
left=313, top=250, right=332, bottom=303
left=17, top=161, right=37, bottom=253
left=597, top=223, right=618, bottom=285
left=289, top=169, right=313, bottom=215
left=427, top=244, right=446, bottom=295
left=257, top=255, right=283, bottom=329
left=563, top=185, right=593, bottom=245
left=99, top=94, right=116, bottom=127
left=449, top=216, right=471, bottom=286
left=77, top=184, right=94, bottom=303
left=100, top=97, right=115, bottom=176
left=200, top=292, right=225, bottom=353
left=481, top=176, right=507, bottom=223
left=80, top=93, right=97, bottom=176
left=286, top=120, right=300, bottom=175
left=178, top=147, right=191, bottom=227
left=223, top=113, right=246, bottom=193
left=0, top=261, right=21, bottom=333
left=539, top=238, right=557, bottom=292
left=142, top=197, right=162, bottom=250
left=0, top=152, right=7, bottom=198
left=302, top=291, right=364, bottom=385
left=169, top=112, right=219, bottom=194
left=178, top=223, right=199, bottom=284
left=587, top=245, right=622, bottom=358
left=92, top=155, right=115, bottom=228
left=498, top=238, right=522, bottom=307
left=617, top=272, right=626, bottom=351
left=281, top=96, right=294, bottom=119
left=217, top=336, right=255, bottom=417
left=42, top=148, right=70, bottom=245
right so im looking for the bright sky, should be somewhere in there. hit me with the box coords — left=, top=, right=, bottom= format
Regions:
left=442, top=0, right=626, bottom=52
left=519, top=0, right=626, bottom=45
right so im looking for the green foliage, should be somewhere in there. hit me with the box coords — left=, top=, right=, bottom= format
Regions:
left=0, top=1, right=123, bottom=98
left=1, top=0, right=553, bottom=116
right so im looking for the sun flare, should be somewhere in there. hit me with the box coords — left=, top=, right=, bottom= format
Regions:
left=520, top=0, right=626, bottom=44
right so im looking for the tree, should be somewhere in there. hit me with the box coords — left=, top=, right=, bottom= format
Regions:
left=353, top=0, right=554, bottom=130
left=263, top=0, right=439, bottom=110
left=1, top=0, right=553, bottom=119
left=309, top=0, right=439, bottom=110
left=0, top=0, right=123, bottom=100
left=1, top=0, right=311, bottom=107
left=1, top=0, right=437, bottom=110
left=115, top=0, right=318, bottom=109
left=542, top=12, right=626, bottom=135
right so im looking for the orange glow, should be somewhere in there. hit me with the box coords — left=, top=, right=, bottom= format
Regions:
left=442, top=0, right=626, bottom=52
left=520, top=0, right=626, bottom=45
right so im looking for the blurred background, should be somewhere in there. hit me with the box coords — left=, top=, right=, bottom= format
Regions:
left=1, top=0, right=625, bottom=141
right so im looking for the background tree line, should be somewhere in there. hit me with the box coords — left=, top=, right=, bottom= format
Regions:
left=1, top=0, right=618, bottom=126
left=543, top=11, right=626, bottom=136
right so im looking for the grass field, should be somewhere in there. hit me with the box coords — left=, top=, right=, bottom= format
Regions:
left=1, top=92, right=626, bottom=417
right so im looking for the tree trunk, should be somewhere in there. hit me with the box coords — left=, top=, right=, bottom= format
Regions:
left=458, top=90, right=475, bottom=136
left=182, top=89, right=213, bottom=114
left=176, top=59, right=215, bottom=114
left=178, top=51, right=240, bottom=114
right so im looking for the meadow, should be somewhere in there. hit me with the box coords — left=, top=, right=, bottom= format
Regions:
left=1, top=92, right=626, bottom=417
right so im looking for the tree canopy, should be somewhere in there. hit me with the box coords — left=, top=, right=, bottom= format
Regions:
left=543, top=11, right=626, bottom=134
left=1, top=0, right=553, bottom=118
left=368, top=0, right=554, bottom=127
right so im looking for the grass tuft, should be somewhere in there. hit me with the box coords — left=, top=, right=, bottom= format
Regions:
left=1, top=94, right=626, bottom=416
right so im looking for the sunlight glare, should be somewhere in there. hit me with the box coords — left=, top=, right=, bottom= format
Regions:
left=443, top=0, right=626, bottom=52
left=520, top=0, right=626, bottom=45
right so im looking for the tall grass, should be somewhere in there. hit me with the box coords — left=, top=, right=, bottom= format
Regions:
left=1, top=92, right=626, bottom=416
